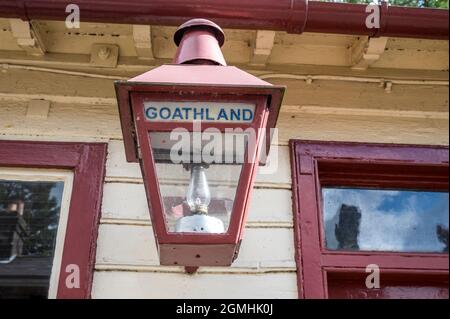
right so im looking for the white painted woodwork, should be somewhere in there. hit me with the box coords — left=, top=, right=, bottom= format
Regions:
left=384, top=80, right=393, bottom=93
left=0, top=68, right=116, bottom=99
left=0, top=100, right=122, bottom=140
left=250, top=31, right=276, bottom=66
left=26, top=99, right=51, bottom=119
left=1, top=19, right=448, bottom=70
left=277, top=112, right=449, bottom=146
left=350, top=36, right=389, bottom=70
left=105, top=140, right=293, bottom=186
left=0, top=100, right=448, bottom=146
left=132, top=25, right=154, bottom=60
left=96, top=224, right=295, bottom=268
left=373, top=37, right=449, bottom=70
left=1, top=69, right=447, bottom=113
left=269, top=77, right=448, bottom=113
left=92, top=271, right=298, bottom=298
left=8, top=19, right=46, bottom=56
left=282, top=105, right=448, bottom=120
left=31, top=21, right=137, bottom=57
left=101, top=182, right=293, bottom=225
left=0, top=52, right=447, bottom=81
left=90, top=44, right=119, bottom=68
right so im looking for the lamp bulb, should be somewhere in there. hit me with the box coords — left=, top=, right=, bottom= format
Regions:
left=186, top=165, right=211, bottom=214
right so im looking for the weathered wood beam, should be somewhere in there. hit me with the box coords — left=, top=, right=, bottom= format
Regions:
left=249, top=31, right=275, bottom=66
left=9, top=19, right=46, bottom=56
left=26, top=99, right=51, bottom=119
left=132, top=25, right=154, bottom=60
left=350, top=36, right=388, bottom=70
left=90, top=44, right=119, bottom=68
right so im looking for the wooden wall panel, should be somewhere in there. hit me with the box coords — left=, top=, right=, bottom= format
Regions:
left=95, top=224, right=295, bottom=269
left=92, top=271, right=298, bottom=299
left=0, top=61, right=448, bottom=298
left=101, top=182, right=293, bottom=225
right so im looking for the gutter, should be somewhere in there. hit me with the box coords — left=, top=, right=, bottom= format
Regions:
left=0, top=0, right=448, bottom=40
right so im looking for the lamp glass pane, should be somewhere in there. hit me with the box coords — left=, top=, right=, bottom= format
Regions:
left=149, top=131, right=252, bottom=234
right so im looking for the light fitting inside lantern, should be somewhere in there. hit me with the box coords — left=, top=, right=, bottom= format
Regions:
left=185, top=165, right=211, bottom=214
left=149, top=131, right=249, bottom=234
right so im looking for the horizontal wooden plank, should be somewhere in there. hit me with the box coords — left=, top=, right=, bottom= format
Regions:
left=277, top=112, right=449, bottom=146
left=321, top=253, right=449, bottom=271
left=1, top=98, right=447, bottom=149
left=101, top=183, right=148, bottom=221
left=106, top=139, right=142, bottom=177
left=105, top=140, right=293, bottom=186
left=0, top=68, right=116, bottom=98
left=1, top=25, right=448, bottom=70
left=1, top=67, right=448, bottom=108
left=270, top=77, right=448, bottom=112
left=1, top=73, right=448, bottom=146
left=101, top=182, right=293, bottom=224
left=283, top=105, right=448, bottom=120
left=1, top=52, right=448, bottom=81
left=92, top=271, right=298, bottom=298
left=94, top=263, right=296, bottom=273
left=0, top=100, right=122, bottom=140
left=95, top=224, right=295, bottom=269
left=373, top=48, right=449, bottom=71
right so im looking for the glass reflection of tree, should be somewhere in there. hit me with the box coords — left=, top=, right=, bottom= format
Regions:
left=436, top=224, right=449, bottom=253
left=0, top=182, right=60, bottom=258
left=0, top=202, right=26, bottom=260
left=335, top=204, right=361, bottom=250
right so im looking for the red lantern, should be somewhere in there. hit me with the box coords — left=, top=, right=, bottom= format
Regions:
left=115, top=19, right=284, bottom=269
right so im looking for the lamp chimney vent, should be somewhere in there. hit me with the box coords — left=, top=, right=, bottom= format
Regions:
left=173, top=18, right=227, bottom=66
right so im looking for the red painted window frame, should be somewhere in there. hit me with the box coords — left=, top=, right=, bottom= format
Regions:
left=290, top=140, right=449, bottom=299
left=0, top=140, right=107, bottom=299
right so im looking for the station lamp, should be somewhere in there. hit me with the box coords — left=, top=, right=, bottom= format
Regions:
left=115, top=19, right=284, bottom=269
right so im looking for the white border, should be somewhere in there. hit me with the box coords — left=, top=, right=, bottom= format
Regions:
left=0, top=167, right=74, bottom=299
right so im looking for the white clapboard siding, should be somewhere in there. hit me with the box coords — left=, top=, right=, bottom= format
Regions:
left=101, top=182, right=293, bottom=225
left=1, top=99, right=448, bottom=145
left=276, top=111, right=449, bottom=146
left=0, top=100, right=122, bottom=140
left=105, top=140, right=292, bottom=187
left=95, top=224, right=295, bottom=269
left=92, top=271, right=298, bottom=299
left=2, top=69, right=447, bottom=113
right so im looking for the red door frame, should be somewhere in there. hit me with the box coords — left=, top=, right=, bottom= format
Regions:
left=0, top=140, right=107, bottom=299
left=290, top=140, right=449, bottom=299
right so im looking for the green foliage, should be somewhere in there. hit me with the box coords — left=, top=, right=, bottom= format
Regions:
left=326, top=0, right=448, bottom=9
left=0, top=181, right=62, bottom=257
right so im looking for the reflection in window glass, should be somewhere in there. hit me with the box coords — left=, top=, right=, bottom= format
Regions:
left=322, top=188, right=449, bottom=253
left=0, top=180, right=64, bottom=298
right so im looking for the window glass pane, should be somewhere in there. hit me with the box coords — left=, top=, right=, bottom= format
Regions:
left=0, top=180, right=64, bottom=298
left=322, top=188, right=449, bottom=253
